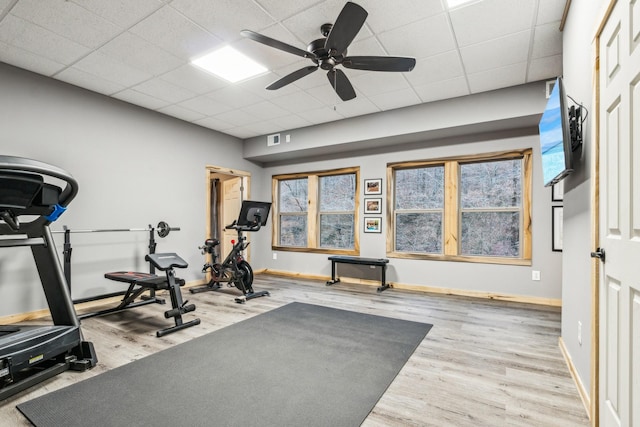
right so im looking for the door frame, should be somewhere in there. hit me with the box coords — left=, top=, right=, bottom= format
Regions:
left=205, top=165, right=251, bottom=262
left=591, top=0, right=624, bottom=425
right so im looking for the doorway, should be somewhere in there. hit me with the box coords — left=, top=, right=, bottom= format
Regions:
left=205, top=166, right=251, bottom=269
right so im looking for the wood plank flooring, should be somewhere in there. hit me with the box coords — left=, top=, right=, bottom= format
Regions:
left=0, top=274, right=589, bottom=426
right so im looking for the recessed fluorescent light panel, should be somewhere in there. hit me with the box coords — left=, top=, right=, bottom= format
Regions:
left=446, top=0, right=480, bottom=9
left=192, top=46, right=267, bottom=83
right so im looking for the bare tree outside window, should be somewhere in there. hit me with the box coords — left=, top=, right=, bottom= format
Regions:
left=388, top=150, right=531, bottom=264
left=460, top=159, right=521, bottom=257
left=394, top=166, right=444, bottom=253
left=273, top=168, right=359, bottom=253
left=279, top=178, right=308, bottom=246
left=319, top=174, right=355, bottom=249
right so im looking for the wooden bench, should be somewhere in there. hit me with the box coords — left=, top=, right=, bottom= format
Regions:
left=326, top=256, right=391, bottom=293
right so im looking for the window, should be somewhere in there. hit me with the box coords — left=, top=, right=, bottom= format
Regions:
left=388, top=150, right=532, bottom=265
left=273, top=167, right=359, bottom=254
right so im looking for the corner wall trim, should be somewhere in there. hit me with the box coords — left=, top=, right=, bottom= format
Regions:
left=559, top=336, right=591, bottom=419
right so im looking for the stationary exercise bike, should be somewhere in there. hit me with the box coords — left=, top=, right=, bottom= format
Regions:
left=190, top=201, right=271, bottom=303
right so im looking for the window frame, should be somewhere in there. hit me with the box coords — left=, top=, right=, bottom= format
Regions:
left=386, top=149, right=532, bottom=265
left=272, top=167, right=360, bottom=255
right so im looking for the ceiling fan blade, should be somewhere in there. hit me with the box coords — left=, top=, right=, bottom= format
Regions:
left=241, top=30, right=313, bottom=59
left=327, top=69, right=356, bottom=101
left=343, top=56, right=416, bottom=72
left=267, top=66, right=318, bottom=90
left=325, top=2, right=368, bottom=55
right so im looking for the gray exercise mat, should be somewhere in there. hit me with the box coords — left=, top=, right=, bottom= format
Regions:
left=18, top=302, right=432, bottom=427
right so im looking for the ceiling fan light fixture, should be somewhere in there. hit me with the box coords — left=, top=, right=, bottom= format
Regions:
left=191, top=46, right=267, bottom=83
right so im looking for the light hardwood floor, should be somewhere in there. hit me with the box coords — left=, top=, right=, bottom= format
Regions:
left=1, top=274, right=589, bottom=426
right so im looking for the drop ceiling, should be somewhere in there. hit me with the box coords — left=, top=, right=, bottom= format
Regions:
left=0, top=0, right=566, bottom=140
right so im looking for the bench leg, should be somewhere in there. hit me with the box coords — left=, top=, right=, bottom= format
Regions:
left=376, top=265, right=391, bottom=293
left=326, top=261, right=340, bottom=286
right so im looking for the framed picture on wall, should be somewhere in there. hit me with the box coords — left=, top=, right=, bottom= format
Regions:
left=364, top=217, right=382, bottom=233
left=552, top=206, right=563, bottom=252
left=364, top=198, right=382, bottom=214
left=552, top=180, right=564, bottom=202
left=364, top=178, right=382, bottom=195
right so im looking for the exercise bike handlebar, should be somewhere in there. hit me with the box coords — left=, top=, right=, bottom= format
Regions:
left=224, top=220, right=262, bottom=233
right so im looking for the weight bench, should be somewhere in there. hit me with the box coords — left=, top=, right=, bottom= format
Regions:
left=102, top=253, right=200, bottom=337
left=326, top=255, right=391, bottom=293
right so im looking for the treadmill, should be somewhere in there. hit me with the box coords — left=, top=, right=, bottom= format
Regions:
left=0, top=155, right=97, bottom=400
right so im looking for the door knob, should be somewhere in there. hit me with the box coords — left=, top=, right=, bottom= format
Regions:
left=590, top=248, right=605, bottom=262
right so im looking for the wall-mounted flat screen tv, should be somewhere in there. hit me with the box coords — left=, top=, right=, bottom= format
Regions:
left=538, top=77, right=573, bottom=187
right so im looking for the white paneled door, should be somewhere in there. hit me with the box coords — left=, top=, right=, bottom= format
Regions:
left=597, top=1, right=640, bottom=426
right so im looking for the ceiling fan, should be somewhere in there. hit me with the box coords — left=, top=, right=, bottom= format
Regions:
left=240, top=1, right=416, bottom=101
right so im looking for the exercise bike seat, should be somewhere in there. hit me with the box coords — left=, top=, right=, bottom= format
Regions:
left=145, top=253, right=188, bottom=271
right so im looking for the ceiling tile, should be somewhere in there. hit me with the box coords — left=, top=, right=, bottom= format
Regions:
left=158, top=104, right=206, bottom=121
left=56, top=67, right=127, bottom=95
left=256, top=0, right=323, bottom=21
left=11, top=0, right=122, bottom=49
left=449, top=0, right=536, bottom=47
left=269, top=91, right=325, bottom=112
left=207, top=85, right=266, bottom=109
left=193, top=115, right=236, bottom=131
left=0, top=15, right=90, bottom=64
left=268, top=114, right=314, bottom=131
left=170, top=0, right=274, bottom=42
left=413, top=76, right=469, bottom=103
left=213, top=109, right=259, bottom=127
left=178, top=94, right=232, bottom=116
left=0, top=0, right=12, bottom=11
left=0, top=41, right=66, bottom=76
left=537, top=0, right=567, bottom=25
left=377, top=13, right=455, bottom=58
left=333, top=95, right=380, bottom=118
left=129, top=6, right=223, bottom=61
left=356, top=0, right=445, bottom=33
left=368, top=87, right=422, bottom=111
left=351, top=72, right=411, bottom=97
left=241, top=100, right=290, bottom=121
left=467, top=62, right=527, bottom=93
left=460, top=30, right=531, bottom=74
left=71, top=51, right=152, bottom=87
left=159, top=64, right=228, bottom=95
left=97, top=32, right=183, bottom=76
left=527, top=54, right=562, bottom=82
left=69, top=0, right=165, bottom=28
left=113, top=89, right=170, bottom=110
left=405, top=50, right=464, bottom=86
left=297, top=106, right=345, bottom=125
left=131, top=77, right=196, bottom=104
left=531, top=22, right=562, bottom=58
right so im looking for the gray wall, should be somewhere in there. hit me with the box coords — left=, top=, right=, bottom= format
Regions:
left=247, top=83, right=565, bottom=301
left=560, top=0, right=607, bottom=399
left=0, top=63, right=263, bottom=315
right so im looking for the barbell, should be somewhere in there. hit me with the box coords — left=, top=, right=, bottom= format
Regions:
left=54, top=221, right=180, bottom=238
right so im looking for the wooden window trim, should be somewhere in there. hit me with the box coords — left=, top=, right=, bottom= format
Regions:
left=272, top=167, right=360, bottom=255
left=387, top=149, right=532, bottom=265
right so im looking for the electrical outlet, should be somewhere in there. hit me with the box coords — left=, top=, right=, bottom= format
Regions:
left=272, top=252, right=277, bottom=260
left=578, top=321, right=582, bottom=345
left=532, top=270, right=541, bottom=281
